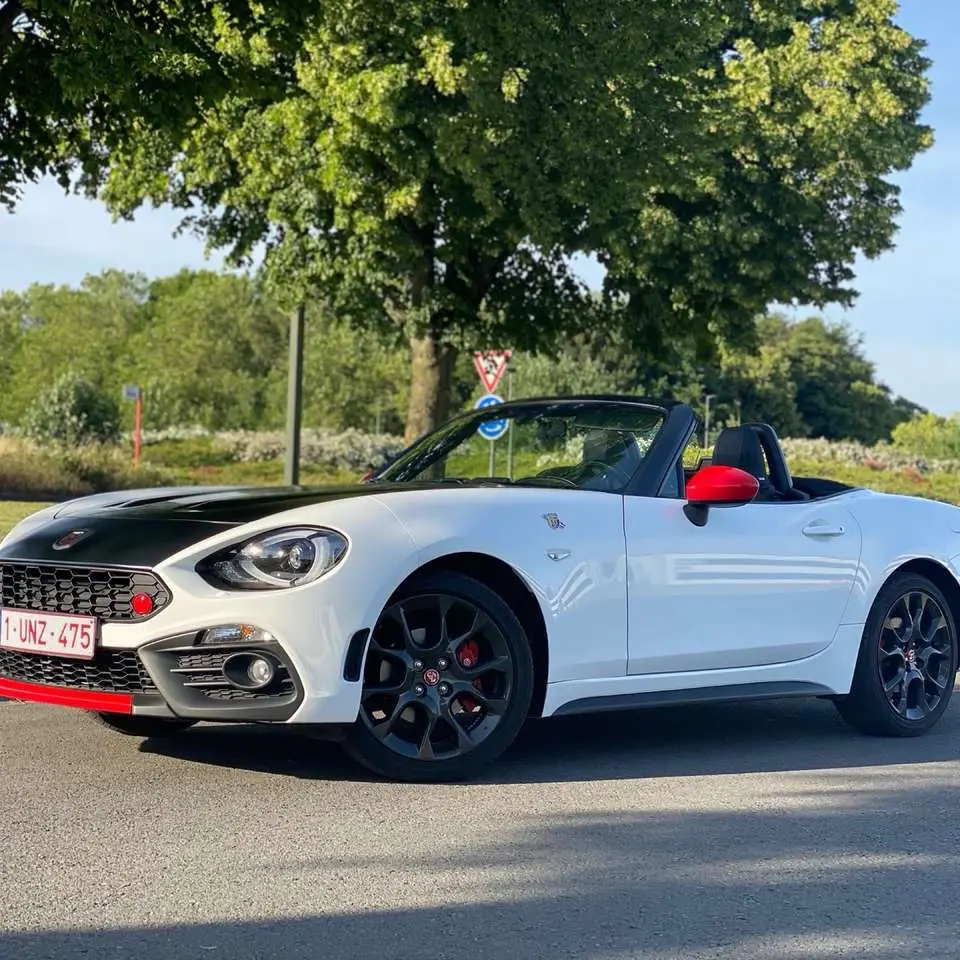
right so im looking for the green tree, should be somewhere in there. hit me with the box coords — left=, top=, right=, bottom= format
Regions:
left=772, top=314, right=913, bottom=443
left=2, top=1, right=933, bottom=444
left=262, top=308, right=412, bottom=434
left=0, top=290, right=24, bottom=406
left=706, top=325, right=807, bottom=438
left=0, top=270, right=148, bottom=425
left=124, top=270, right=287, bottom=430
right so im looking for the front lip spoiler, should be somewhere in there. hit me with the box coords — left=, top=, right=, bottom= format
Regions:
left=0, top=677, right=133, bottom=714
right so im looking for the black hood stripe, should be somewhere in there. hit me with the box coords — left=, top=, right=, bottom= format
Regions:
left=0, top=517, right=235, bottom=567
left=0, top=482, right=498, bottom=567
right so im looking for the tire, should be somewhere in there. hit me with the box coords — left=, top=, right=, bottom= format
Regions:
left=344, top=571, right=535, bottom=782
left=92, top=712, right=198, bottom=738
left=835, top=572, right=958, bottom=737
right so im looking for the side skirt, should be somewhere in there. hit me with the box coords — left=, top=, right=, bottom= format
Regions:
left=551, top=680, right=834, bottom=717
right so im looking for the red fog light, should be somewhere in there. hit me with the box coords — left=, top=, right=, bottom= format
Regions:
left=131, top=593, right=154, bottom=616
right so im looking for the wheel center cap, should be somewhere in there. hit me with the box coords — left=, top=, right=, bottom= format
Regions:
left=422, top=668, right=441, bottom=687
left=906, top=648, right=917, bottom=664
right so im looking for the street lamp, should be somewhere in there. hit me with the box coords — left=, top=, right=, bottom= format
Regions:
left=704, top=394, right=716, bottom=449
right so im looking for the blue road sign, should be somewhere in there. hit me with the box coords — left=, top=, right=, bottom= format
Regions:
left=475, top=393, right=509, bottom=440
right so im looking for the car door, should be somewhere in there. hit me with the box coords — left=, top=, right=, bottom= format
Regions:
left=623, top=494, right=863, bottom=676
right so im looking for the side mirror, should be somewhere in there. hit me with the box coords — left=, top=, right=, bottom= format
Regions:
left=683, top=465, right=759, bottom=526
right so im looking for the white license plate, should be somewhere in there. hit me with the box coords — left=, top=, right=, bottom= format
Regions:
left=0, top=608, right=97, bottom=661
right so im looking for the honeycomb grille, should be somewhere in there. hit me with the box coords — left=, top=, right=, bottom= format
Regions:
left=0, top=648, right=156, bottom=692
left=0, top=563, right=171, bottom=622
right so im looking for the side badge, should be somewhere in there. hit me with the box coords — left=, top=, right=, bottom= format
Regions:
left=542, top=513, right=566, bottom=530
left=52, top=529, right=90, bottom=551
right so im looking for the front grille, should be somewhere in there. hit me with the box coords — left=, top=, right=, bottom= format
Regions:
left=0, top=648, right=156, bottom=692
left=0, top=563, right=171, bottom=622
left=172, top=650, right=295, bottom=701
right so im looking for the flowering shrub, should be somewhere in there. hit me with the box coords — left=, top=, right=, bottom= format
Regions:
left=212, top=428, right=405, bottom=471
left=779, top=438, right=960, bottom=475
left=140, top=425, right=215, bottom=445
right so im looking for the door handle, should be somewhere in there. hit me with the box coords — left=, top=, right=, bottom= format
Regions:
left=802, top=521, right=845, bottom=538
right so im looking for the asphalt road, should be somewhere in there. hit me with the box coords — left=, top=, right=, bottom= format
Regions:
left=2, top=693, right=960, bottom=960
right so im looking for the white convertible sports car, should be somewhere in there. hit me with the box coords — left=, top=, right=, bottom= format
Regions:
left=1, top=396, right=958, bottom=781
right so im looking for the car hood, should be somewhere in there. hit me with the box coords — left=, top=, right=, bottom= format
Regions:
left=0, top=482, right=491, bottom=567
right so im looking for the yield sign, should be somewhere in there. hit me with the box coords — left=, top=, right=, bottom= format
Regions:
left=473, top=350, right=512, bottom=393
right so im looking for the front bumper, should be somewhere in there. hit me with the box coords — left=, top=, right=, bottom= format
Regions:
left=0, top=561, right=377, bottom=724
left=0, top=630, right=307, bottom=721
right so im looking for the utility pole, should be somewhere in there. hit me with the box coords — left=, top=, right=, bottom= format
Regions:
left=284, top=303, right=306, bottom=486
left=704, top=394, right=716, bottom=449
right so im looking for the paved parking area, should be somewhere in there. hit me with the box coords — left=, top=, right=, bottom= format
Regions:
left=2, top=693, right=959, bottom=960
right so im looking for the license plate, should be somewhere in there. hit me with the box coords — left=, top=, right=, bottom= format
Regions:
left=0, top=608, right=97, bottom=661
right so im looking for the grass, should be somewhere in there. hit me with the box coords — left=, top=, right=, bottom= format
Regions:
left=0, top=501, right=50, bottom=539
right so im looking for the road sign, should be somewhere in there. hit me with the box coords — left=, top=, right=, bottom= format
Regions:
left=473, top=350, right=512, bottom=394
left=474, top=393, right=509, bottom=441
left=122, top=385, right=141, bottom=401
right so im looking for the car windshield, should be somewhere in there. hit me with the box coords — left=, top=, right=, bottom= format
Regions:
left=376, top=400, right=666, bottom=492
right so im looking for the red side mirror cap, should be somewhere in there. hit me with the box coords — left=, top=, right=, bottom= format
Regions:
left=686, top=465, right=759, bottom=507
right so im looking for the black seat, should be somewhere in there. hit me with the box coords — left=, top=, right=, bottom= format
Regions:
left=711, top=424, right=809, bottom=502
left=711, top=426, right=778, bottom=501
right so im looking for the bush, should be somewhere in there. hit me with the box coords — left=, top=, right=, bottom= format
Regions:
left=213, top=428, right=405, bottom=471
left=22, top=373, right=122, bottom=448
left=142, top=436, right=235, bottom=468
left=780, top=437, right=960, bottom=475
left=0, top=437, right=169, bottom=499
left=891, top=413, right=960, bottom=461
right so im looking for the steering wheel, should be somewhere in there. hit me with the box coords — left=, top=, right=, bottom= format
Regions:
left=578, top=459, right=635, bottom=489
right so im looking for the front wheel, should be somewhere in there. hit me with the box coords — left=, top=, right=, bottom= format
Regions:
left=835, top=573, right=958, bottom=737
left=344, top=571, right=534, bottom=782
left=92, top=712, right=197, bottom=738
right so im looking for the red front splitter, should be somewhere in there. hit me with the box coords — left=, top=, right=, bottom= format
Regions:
left=0, top=677, right=134, bottom=714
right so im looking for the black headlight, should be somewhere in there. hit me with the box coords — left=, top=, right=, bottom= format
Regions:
left=197, top=527, right=348, bottom=590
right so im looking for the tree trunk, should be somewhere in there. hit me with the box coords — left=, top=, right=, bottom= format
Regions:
left=404, top=332, right=456, bottom=445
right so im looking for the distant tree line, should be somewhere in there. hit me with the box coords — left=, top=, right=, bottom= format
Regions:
left=0, top=268, right=923, bottom=445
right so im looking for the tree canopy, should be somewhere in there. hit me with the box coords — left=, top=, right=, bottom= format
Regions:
left=1, top=1, right=934, bottom=440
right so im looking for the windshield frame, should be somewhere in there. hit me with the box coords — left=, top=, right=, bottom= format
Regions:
left=372, top=396, right=693, bottom=496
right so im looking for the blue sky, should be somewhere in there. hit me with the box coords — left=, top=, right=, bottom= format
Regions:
left=1, top=3, right=957, bottom=413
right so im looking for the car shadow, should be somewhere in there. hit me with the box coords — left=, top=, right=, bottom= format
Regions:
left=138, top=691, right=960, bottom=784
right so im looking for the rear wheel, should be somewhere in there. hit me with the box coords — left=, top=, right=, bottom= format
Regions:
left=835, top=573, right=957, bottom=737
left=92, top=713, right=197, bottom=738
left=344, top=571, right=534, bottom=782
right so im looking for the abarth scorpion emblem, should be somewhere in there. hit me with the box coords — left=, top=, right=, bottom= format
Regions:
left=52, top=529, right=90, bottom=550
left=542, top=513, right=566, bottom=530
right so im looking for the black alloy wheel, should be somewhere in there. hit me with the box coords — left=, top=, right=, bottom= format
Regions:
left=92, top=713, right=197, bottom=737
left=345, top=571, right=534, bottom=782
left=878, top=590, right=954, bottom=721
left=835, top=573, right=958, bottom=737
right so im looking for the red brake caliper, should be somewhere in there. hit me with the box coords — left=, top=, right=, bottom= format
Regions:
left=456, top=640, right=482, bottom=713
